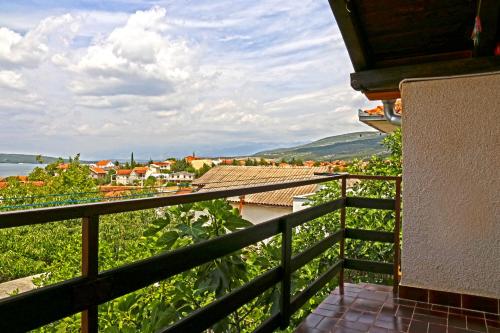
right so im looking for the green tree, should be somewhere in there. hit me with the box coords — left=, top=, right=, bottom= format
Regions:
left=195, top=163, right=212, bottom=178
left=144, top=176, right=156, bottom=187
left=130, top=152, right=136, bottom=168
left=35, top=154, right=44, bottom=164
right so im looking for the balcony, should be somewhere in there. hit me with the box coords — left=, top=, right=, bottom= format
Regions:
left=0, top=173, right=404, bottom=332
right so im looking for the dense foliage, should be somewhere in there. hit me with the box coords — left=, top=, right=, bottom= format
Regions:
left=0, top=130, right=402, bottom=332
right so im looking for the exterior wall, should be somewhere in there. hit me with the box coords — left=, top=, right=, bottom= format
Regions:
left=400, top=73, right=500, bottom=298
left=293, top=194, right=314, bottom=212
left=190, top=160, right=213, bottom=170
left=229, top=203, right=291, bottom=224
left=115, top=175, right=130, bottom=185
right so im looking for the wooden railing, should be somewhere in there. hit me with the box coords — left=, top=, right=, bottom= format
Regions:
left=0, top=173, right=401, bottom=333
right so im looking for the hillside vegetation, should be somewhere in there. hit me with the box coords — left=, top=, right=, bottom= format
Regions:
left=253, top=131, right=387, bottom=160
left=0, top=153, right=92, bottom=164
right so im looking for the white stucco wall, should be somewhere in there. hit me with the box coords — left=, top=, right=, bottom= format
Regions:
left=229, top=203, right=292, bottom=224
left=400, top=73, right=500, bottom=298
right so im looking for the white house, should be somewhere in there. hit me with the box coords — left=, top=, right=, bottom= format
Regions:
left=193, top=166, right=328, bottom=224
left=93, top=160, right=115, bottom=170
left=115, top=169, right=132, bottom=185
left=168, top=172, right=194, bottom=183
left=90, top=167, right=107, bottom=180
left=149, top=161, right=173, bottom=173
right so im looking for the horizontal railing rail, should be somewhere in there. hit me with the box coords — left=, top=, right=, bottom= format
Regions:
left=0, top=173, right=402, bottom=333
left=0, top=174, right=343, bottom=228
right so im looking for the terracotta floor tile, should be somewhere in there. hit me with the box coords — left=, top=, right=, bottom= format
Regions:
left=294, top=283, right=496, bottom=333
left=325, top=295, right=342, bottom=305
left=487, top=319, right=500, bottom=328
left=449, top=308, right=485, bottom=319
left=352, top=298, right=384, bottom=313
left=373, top=317, right=410, bottom=331
left=358, top=313, right=377, bottom=325
left=485, top=313, right=500, bottom=321
left=394, top=299, right=417, bottom=307
left=466, top=316, right=486, bottom=332
left=428, top=323, right=447, bottom=333
left=304, top=313, right=325, bottom=328
left=295, top=324, right=329, bottom=333
left=316, top=317, right=339, bottom=331
left=408, top=320, right=428, bottom=333
left=415, top=302, right=432, bottom=309
left=395, top=305, right=414, bottom=319
left=487, top=327, right=500, bottom=333
left=412, top=313, right=447, bottom=325
left=344, top=309, right=364, bottom=322
left=319, top=303, right=348, bottom=313
left=332, top=326, right=365, bottom=333
left=430, top=305, right=449, bottom=313
left=448, top=327, right=476, bottom=333
left=337, top=319, right=371, bottom=331
left=315, top=307, right=343, bottom=318
left=380, top=304, right=399, bottom=315
left=448, top=314, right=467, bottom=328
left=359, top=290, right=389, bottom=302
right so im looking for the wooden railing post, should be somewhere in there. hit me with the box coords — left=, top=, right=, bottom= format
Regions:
left=82, top=215, right=99, bottom=333
left=280, top=218, right=292, bottom=329
left=393, top=178, right=402, bottom=288
left=339, top=176, right=347, bottom=294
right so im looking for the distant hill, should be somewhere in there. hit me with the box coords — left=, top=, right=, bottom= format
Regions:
left=253, top=132, right=388, bottom=161
left=0, top=154, right=93, bottom=164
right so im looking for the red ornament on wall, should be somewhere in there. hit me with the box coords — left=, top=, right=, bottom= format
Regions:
left=495, top=42, right=500, bottom=56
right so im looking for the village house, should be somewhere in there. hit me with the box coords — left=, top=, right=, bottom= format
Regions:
left=148, top=161, right=173, bottom=173
left=130, top=167, right=149, bottom=183
left=168, top=171, right=194, bottom=184
left=89, top=167, right=107, bottom=180
left=189, top=159, right=214, bottom=170
left=92, top=160, right=115, bottom=170
left=114, top=169, right=132, bottom=185
left=192, top=166, right=329, bottom=224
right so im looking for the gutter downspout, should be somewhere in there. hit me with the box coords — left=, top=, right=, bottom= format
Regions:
left=382, top=99, right=401, bottom=126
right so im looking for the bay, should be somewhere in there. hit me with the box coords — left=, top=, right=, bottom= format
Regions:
left=0, top=163, right=47, bottom=177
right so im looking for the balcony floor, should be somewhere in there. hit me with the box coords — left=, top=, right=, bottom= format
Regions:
left=294, top=283, right=500, bottom=333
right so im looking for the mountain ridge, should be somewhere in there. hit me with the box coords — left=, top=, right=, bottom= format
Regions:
left=252, top=131, right=387, bottom=161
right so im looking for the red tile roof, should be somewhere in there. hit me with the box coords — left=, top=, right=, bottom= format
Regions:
left=132, top=167, right=148, bottom=175
left=362, top=99, right=402, bottom=116
left=116, top=169, right=132, bottom=175
left=90, top=167, right=107, bottom=174
left=57, top=163, right=70, bottom=170
left=96, top=160, right=112, bottom=167
left=152, top=161, right=173, bottom=166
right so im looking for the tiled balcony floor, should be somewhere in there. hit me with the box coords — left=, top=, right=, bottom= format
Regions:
left=294, top=283, right=500, bottom=333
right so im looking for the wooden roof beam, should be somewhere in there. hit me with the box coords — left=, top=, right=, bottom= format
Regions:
left=328, top=0, right=371, bottom=71
left=351, top=56, right=500, bottom=93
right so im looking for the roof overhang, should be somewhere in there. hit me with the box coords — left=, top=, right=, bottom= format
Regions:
left=358, top=109, right=398, bottom=133
left=328, top=0, right=500, bottom=100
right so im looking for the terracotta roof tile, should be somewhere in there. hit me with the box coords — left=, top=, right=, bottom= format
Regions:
left=132, top=167, right=148, bottom=174
left=116, top=169, right=132, bottom=175
left=193, top=166, right=330, bottom=207
left=96, top=160, right=112, bottom=166
left=90, top=167, right=107, bottom=174
left=362, top=99, right=402, bottom=116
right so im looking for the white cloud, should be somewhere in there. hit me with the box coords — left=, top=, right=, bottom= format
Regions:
left=0, top=2, right=373, bottom=159
left=0, top=14, right=78, bottom=69
left=0, top=70, right=26, bottom=90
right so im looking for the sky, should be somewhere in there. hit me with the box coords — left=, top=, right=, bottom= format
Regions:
left=0, top=0, right=377, bottom=160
